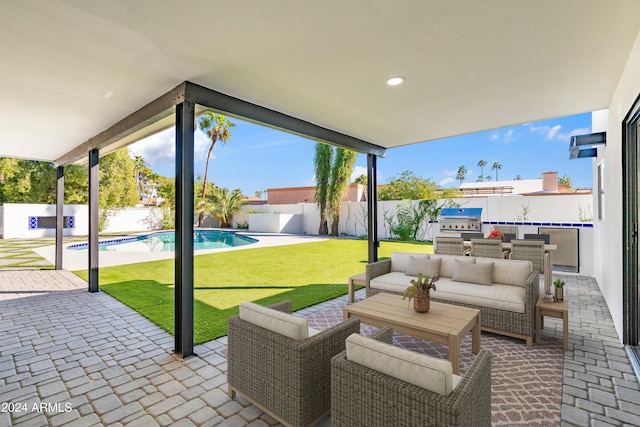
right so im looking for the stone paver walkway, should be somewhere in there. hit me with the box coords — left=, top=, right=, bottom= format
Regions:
left=1, top=270, right=639, bottom=426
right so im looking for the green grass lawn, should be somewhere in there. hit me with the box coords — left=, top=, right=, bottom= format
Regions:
left=74, top=238, right=432, bottom=344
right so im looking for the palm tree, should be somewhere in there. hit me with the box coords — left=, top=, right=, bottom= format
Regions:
left=133, top=155, right=148, bottom=196
left=197, top=113, right=235, bottom=226
left=491, top=161, right=502, bottom=181
left=456, top=165, right=468, bottom=184
left=328, top=148, right=357, bottom=236
left=485, top=175, right=493, bottom=181
left=211, top=186, right=246, bottom=228
left=314, top=143, right=333, bottom=235
left=477, top=160, right=487, bottom=182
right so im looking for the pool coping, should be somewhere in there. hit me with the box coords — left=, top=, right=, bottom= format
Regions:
left=33, top=229, right=329, bottom=271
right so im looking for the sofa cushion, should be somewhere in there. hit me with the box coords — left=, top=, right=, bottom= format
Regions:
left=476, top=258, right=532, bottom=288
left=346, top=333, right=455, bottom=396
left=430, top=255, right=475, bottom=278
left=452, top=260, right=493, bottom=286
left=239, top=302, right=308, bottom=340
left=406, top=257, right=441, bottom=278
left=433, top=277, right=526, bottom=313
left=370, top=272, right=415, bottom=294
left=391, top=252, right=429, bottom=272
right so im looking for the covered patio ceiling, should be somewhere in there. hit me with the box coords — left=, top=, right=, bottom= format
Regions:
left=1, top=1, right=639, bottom=165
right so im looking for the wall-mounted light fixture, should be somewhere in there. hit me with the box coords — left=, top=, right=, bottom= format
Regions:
left=569, top=132, right=606, bottom=159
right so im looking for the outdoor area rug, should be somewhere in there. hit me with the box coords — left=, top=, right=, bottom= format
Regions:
left=306, top=304, right=564, bottom=426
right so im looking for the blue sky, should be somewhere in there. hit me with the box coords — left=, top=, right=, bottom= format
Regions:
left=128, top=112, right=593, bottom=197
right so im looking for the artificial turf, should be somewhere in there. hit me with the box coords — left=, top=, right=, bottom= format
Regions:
left=74, top=238, right=432, bottom=344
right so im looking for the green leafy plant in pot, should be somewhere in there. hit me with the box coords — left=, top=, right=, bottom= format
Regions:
left=553, top=278, right=565, bottom=302
left=403, top=273, right=439, bottom=312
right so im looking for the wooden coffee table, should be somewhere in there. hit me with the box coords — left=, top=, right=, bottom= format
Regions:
left=344, top=293, right=481, bottom=374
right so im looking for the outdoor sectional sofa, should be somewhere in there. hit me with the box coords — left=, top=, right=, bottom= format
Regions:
left=366, top=252, right=539, bottom=346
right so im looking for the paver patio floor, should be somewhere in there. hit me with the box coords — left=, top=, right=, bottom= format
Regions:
left=1, top=270, right=639, bottom=426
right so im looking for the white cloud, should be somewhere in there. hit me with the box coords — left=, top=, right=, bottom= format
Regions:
left=351, top=165, right=368, bottom=182
left=439, top=177, right=456, bottom=187
left=547, top=124, right=562, bottom=140
left=556, top=127, right=592, bottom=143
left=490, top=129, right=516, bottom=142
left=128, top=127, right=227, bottom=166
left=529, top=124, right=591, bottom=142
left=504, top=129, right=516, bottom=142
left=128, top=129, right=175, bottom=165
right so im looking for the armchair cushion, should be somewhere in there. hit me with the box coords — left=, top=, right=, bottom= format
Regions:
left=239, top=301, right=308, bottom=340
left=452, top=260, right=493, bottom=286
left=406, top=256, right=441, bottom=278
left=345, top=333, right=457, bottom=396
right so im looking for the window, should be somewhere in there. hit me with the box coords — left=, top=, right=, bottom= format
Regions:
left=597, top=161, right=605, bottom=221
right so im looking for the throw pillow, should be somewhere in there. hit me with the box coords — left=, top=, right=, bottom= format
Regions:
left=406, top=257, right=441, bottom=278
left=452, top=260, right=493, bottom=286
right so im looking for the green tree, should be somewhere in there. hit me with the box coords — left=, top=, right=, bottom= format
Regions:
left=378, top=171, right=439, bottom=201
left=313, top=143, right=333, bottom=235
left=210, top=187, right=246, bottom=228
left=558, top=174, right=572, bottom=187
left=156, top=176, right=175, bottom=207
left=491, top=161, right=502, bottom=181
left=353, top=174, right=367, bottom=185
left=98, top=148, right=139, bottom=209
left=485, top=175, right=493, bottom=181
left=197, top=112, right=235, bottom=226
left=328, top=148, right=357, bottom=236
left=477, top=160, right=487, bottom=182
left=0, top=158, right=88, bottom=204
left=456, top=165, right=468, bottom=184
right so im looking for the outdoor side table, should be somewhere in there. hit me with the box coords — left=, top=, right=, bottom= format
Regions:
left=347, top=273, right=366, bottom=303
left=536, top=294, right=569, bottom=350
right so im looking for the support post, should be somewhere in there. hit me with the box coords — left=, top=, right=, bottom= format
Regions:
left=175, top=101, right=195, bottom=357
left=88, top=149, right=99, bottom=292
left=367, top=153, right=379, bottom=263
left=55, top=166, right=64, bottom=270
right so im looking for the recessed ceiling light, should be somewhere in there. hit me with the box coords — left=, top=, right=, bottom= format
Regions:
left=386, top=77, right=405, bottom=86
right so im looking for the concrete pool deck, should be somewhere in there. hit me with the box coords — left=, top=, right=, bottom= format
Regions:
left=33, top=231, right=329, bottom=271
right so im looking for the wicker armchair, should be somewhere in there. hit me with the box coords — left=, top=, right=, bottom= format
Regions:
left=470, top=238, right=506, bottom=258
left=434, top=236, right=466, bottom=255
left=227, top=300, right=360, bottom=427
left=331, top=326, right=492, bottom=427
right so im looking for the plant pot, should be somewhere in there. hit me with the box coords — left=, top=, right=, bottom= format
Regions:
left=554, top=286, right=564, bottom=301
left=414, top=290, right=431, bottom=312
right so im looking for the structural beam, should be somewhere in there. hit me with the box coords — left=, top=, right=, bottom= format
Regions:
left=367, top=153, right=379, bottom=263
left=88, top=149, right=99, bottom=292
left=55, top=166, right=64, bottom=270
left=54, top=81, right=385, bottom=167
left=175, top=101, right=195, bottom=358
left=185, top=82, right=386, bottom=156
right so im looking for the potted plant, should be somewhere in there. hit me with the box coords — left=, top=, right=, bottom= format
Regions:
left=403, top=273, right=439, bottom=312
left=553, top=278, right=565, bottom=301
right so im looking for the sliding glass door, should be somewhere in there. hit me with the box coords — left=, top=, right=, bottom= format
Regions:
left=623, top=95, right=640, bottom=371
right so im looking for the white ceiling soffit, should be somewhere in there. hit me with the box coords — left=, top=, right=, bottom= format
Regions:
left=0, top=0, right=639, bottom=163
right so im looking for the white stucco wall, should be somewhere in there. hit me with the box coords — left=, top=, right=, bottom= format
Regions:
left=594, top=30, right=640, bottom=342
left=0, top=203, right=88, bottom=238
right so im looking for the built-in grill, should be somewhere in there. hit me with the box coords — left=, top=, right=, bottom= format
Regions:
left=439, top=208, right=482, bottom=232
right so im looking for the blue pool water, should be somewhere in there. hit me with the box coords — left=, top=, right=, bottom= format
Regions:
left=68, top=230, right=258, bottom=252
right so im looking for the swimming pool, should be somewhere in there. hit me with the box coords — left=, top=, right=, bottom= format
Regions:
left=68, top=230, right=258, bottom=252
